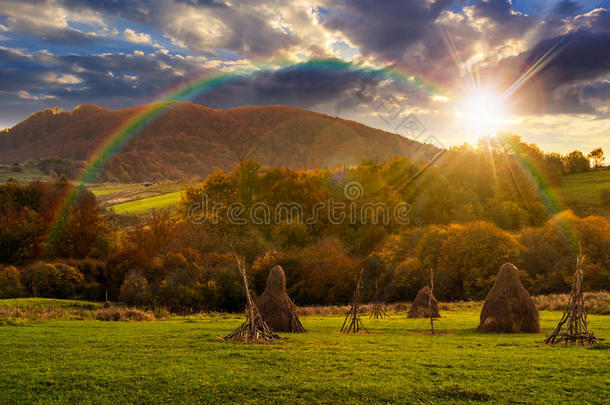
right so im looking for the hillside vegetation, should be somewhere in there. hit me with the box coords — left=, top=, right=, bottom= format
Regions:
left=0, top=103, right=438, bottom=182
left=2, top=143, right=610, bottom=311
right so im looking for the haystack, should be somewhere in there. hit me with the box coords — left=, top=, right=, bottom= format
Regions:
left=478, top=263, right=539, bottom=333
left=257, top=265, right=305, bottom=333
left=407, top=286, right=440, bottom=318
left=222, top=256, right=284, bottom=343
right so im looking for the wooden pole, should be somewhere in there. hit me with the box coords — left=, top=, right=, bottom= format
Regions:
left=429, top=268, right=435, bottom=335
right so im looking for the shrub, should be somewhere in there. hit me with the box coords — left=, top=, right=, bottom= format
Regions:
left=119, top=271, right=153, bottom=306
left=0, top=266, right=25, bottom=298
left=93, top=307, right=155, bottom=321
left=20, top=262, right=84, bottom=298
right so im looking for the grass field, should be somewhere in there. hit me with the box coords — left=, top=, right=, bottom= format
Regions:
left=89, top=182, right=188, bottom=215
left=552, top=169, right=610, bottom=217
left=1, top=300, right=608, bottom=404
left=107, top=191, right=182, bottom=215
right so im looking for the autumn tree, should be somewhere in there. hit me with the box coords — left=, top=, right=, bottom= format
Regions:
left=588, top=148, right=605, bottom=169
left=564, top=151, right=590, bottom=174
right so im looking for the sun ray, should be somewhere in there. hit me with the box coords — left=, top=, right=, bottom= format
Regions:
left=501, top=39, right=568, bottom=101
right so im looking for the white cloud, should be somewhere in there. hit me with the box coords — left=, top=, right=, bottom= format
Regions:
left=42, top=72, right=82, bottom=85
left=123, top=28, right=152, bottom=44
left=16, top=90, right=55, bottom=100
left=0, top=0, right=105, bottom=41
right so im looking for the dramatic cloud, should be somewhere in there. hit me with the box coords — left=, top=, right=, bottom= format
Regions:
left=0, top=0, right=608, bottom=153
left=319, top=0, right=453, bottom=61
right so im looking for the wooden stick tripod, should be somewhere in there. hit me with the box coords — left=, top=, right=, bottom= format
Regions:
left=222, top=255, right=284, bottom=343
left=341, top=268, right=368, bottom=333
left=369, top=279, right=389, bottom=319
left=544, top=249, right=602, bottom=346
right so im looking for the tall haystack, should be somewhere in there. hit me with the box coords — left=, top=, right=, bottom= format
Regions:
left=478, top=263, right=539, bottom=333
left=257, top=265, right=305, bottom=333
left=222, top=256, right=284, bottom=343
left=408, top=286, right=440, bottom=318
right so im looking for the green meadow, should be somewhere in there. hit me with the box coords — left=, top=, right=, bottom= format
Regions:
left=107, top=191, right=182, bottom=215
left=553, top=169, right=610, bottom=217
left=1, top=300, right=608, bottom=404
left=89, top=182, right=187, bottom=215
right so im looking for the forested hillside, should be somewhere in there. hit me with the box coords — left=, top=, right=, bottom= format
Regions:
left=0, top=103, right=439, bottom=182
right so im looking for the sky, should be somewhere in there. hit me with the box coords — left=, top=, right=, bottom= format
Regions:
left=0, top=0, right=609, bottom=154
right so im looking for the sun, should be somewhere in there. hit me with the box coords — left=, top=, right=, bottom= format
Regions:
left=456, top=89, right=508, bottom=140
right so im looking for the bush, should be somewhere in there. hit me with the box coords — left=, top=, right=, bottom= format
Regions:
left=0, top=266, right=25, bottom=298
left=119, top=271, right=153, bottom=306
left=93, top=307, right=155, bottom=321
left=20, top=262, right=84, bottom=298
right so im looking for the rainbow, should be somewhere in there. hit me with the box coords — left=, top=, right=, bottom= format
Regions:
left=45, top=48, right=575, bottom=252
left=44, top=58, right=451, bottom=251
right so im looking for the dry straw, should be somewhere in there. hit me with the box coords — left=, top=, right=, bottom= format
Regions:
left=478, top=263, right=540, bottom=333
left=257, top=265, right=305, bottom=333
left=407, top=285, right=441, bottom=319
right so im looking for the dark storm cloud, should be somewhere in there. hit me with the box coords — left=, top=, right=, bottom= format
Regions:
left=193, top=60, right=388, bottom=110
left=555, top=1, right=582, bottom=16
left=528, top=31, right=610, bottom=89
left=492, top=29, right=610, bottom=115
left=320, top=0, right=453, bottom=61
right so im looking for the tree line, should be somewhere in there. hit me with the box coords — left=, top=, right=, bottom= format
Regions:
left=0, top=135, right=608, bottom=311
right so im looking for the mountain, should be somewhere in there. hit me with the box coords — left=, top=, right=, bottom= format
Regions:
left=0, top=102, right=440, bottom=182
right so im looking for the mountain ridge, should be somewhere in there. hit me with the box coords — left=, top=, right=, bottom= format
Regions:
left=0, top=102, right=440, bottom=182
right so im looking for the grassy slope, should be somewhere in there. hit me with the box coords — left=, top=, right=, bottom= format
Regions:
left=89, top=182, right=187, bottom=215
left=0, top=305, right=608, bottom=403
left=108, top=191, right=182, bottom=215
left=0, top=298, right=101, bottom=309
left=552, top=169, right=610, bottom=217
left=0, top=165, right=51, bottom=183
